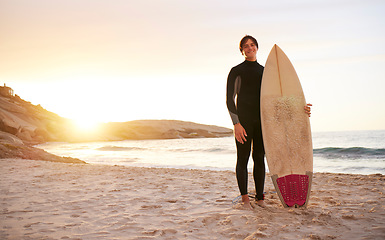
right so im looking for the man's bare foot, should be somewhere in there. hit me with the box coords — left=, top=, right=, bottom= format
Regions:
left=241, top=194, right=254, bottom=210
left=256, top=200, right=266, bottom=208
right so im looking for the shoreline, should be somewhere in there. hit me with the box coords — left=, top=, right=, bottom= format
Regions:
left=1, top=158, right=384, bottom=239
left=34, top=132, right=385, bottom=176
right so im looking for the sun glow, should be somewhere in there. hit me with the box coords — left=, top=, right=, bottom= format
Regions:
left=70, top=117, right=102, bottom=134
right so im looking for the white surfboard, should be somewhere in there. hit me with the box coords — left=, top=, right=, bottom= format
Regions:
left=261, top=44, right=313, bottom=208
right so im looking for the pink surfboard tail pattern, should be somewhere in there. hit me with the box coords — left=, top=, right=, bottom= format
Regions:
left=271, top=171, right=313, bottom=208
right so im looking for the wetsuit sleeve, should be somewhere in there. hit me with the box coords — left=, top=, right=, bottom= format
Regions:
left=226, top=68, right=241, bottom=125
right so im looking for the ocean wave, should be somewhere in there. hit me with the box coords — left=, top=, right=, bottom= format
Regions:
left=313, top=147, right=385, bottom=159
left=170, top=147, right=233, bottom=153
left=189, top=148, right=227, bottom=153
left=97, top=146, right=145, bottom=151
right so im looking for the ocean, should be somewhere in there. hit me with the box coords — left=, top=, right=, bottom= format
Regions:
left=37, top=130, right=385, bottom=175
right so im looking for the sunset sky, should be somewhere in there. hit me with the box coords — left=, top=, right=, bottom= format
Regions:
left=1, top=0, right=384, bottom=132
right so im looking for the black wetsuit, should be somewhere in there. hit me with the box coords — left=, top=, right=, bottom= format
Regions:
left=226, top=60, right=265, bottom=201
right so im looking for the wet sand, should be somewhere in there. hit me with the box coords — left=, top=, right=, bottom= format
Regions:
left=1, top=158, right=384, bottom=239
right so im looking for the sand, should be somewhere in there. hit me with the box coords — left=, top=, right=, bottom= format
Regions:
left=1, top=158, right=384, bottom=240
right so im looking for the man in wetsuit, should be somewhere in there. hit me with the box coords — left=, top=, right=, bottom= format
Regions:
left=226, top=35, right=311, bottom=209
left=226, top=35, right=266, bottom=208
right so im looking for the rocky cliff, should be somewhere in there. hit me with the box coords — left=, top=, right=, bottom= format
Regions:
left=0, top=94, right=69, bottom=144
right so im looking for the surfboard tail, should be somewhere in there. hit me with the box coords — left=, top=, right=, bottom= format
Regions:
left=271, top=171, right=313, bottom=208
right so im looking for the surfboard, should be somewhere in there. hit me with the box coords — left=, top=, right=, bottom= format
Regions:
left=260, top=44, right=313, bottom=208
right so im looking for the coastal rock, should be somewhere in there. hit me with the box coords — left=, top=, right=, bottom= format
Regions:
left=0, top=131, right=24, bottom=145
left=0, top=131, right=85, bottom=163
left=0, top=94, right=67, bottom=144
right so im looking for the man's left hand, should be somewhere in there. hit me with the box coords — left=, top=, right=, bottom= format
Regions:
left=304, top=103, right=312, bottom=117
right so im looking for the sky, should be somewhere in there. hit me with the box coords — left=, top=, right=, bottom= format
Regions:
left=1, top=0, right=384, bottom=132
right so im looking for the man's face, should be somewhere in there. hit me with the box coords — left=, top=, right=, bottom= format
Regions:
left=242, top=39, right=257, bottom=61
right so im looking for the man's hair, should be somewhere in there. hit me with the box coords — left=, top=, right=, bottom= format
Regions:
left=239, top=35, right=258, bottom=53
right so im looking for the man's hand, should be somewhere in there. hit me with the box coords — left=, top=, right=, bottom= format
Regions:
left=304, top=103, right=312, bottom=117
left=234, top=123, right=247, bottom=144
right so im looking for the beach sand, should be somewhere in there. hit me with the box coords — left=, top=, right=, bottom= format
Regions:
left=1, top=158, right=384, bottom=240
